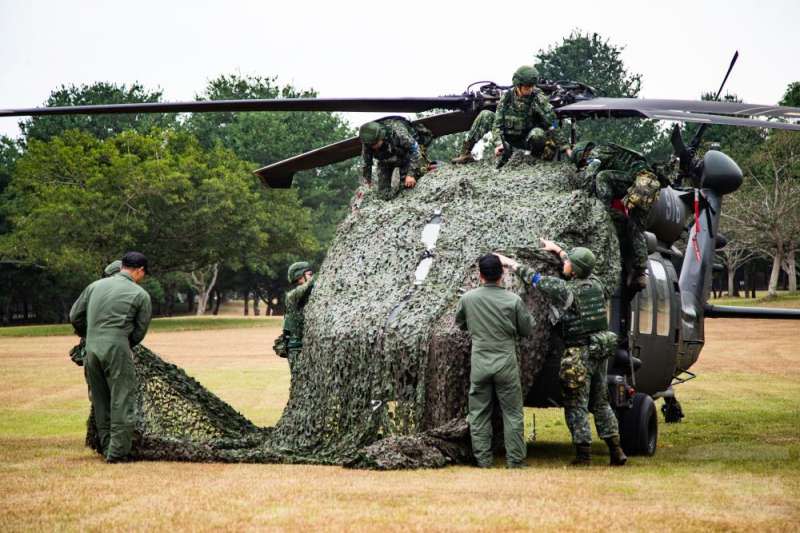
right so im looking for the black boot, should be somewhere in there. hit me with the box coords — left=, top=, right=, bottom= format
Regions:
left=605, top=436, right=627, bottom=466
left=570, top=444, right=591, bottom=466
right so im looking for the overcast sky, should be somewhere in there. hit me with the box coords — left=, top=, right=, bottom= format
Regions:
left=1, top=0, right=798, bottom=140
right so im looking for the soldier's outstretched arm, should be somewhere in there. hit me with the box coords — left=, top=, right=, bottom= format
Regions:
left=455, top=297, right=468, bottom=331
left=361, top=145, right=373, bottom=184
left=129, top=292, right=152, bottom=347
left=69, top=285, right=91, bottom=337
left=491, top=93, right=510, bottom=148
left=394, top=129, right=423, bottom=178
left=286, top=275, right=316, bottom=308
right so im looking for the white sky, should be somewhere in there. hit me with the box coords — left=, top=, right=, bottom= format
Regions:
left=1, top=0, right=798, bottom=140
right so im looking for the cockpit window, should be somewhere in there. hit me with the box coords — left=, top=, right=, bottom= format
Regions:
left=638, top=266, right=653, bottom=335
left=650, top=260, right=671, bottom=337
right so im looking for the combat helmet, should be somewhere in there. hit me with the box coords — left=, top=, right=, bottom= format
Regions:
left=570, top=141, right=596, bottom=167
left=512, top=65, right=539, bottom=87
left=359, top=121, right=385, bottom=145
left=287, top=261, right=312, bottom=284
left=568, top=247, right=596, bottom=278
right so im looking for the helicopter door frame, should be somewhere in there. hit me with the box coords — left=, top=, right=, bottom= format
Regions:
left=628, top=256, right=680, bottom=396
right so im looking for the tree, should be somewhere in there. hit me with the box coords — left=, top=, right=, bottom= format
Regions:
left=0, top=128, right=317, bottom=315
left=780, top=82, right=800, bottom=107
left=186, top=74, right=359, bottom=253
left=534, top=31, right=668, bottom=156
left=19, top=82, right=176, bottom=144
left=724, top=130, right=800, bottom=296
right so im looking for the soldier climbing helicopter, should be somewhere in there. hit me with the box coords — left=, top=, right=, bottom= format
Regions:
left=5, top=51, right=800, bottom=464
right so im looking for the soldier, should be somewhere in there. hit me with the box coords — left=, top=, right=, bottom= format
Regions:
left=451, top=65, right=568, bottom=165
left=279, top=261, right=315, bottom=365
left=496, top=242, right=627, bottom=467
left=359, top=118, right=432, bottom=200
left=69, top=251, right=152, bottom=462
left=455, top=254, right=534, bottom=468
left=572, top=141, right=666, bottom=290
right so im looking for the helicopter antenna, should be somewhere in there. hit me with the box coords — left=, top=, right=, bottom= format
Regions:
left=689, top=50, right=739, bottom=150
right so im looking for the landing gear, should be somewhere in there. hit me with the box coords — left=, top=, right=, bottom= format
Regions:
left=618, top=392, right=658, bottom=456
left=661, top=396, right=685, bottom=423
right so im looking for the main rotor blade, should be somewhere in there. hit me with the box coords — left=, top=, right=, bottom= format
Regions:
left=0, top=96, right=473, bottom=118
left=556, top=98, right=800, bottom=120
left=647, top=109, right=800, bottom=130
left=255, top=111, right=478, bottom=188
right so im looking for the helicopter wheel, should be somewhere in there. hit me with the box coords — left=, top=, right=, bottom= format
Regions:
left=618, top=393, right=658, bottom=456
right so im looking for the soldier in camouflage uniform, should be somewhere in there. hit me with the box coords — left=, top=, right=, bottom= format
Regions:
left=280, top=262, right=315, bottom=368
left=452, top=65, right=568, bottom=164
left=455, top=254, right=534, bottom=468
left=497, top=242, right=627, bottom=466
left=359, top=118, right=432, bottom=200
left=572, top=141, right=665, bottom=290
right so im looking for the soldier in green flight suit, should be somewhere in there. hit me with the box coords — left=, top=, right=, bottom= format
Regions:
left=496, top=242, right=627, bottom=466
left=451, top=65, right=569, bottom=164
left=280, top=261, right=315, bottom=367
left=571, top=141, right=666, bottom=290
left=69, top=251, right=152, bottom=462
left=455, top=254, right=534, bottom=468
left=359, top=118, right=433, bottom=200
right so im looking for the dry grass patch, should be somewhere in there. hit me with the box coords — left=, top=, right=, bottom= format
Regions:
left=1, top=320, right=799, bottom=531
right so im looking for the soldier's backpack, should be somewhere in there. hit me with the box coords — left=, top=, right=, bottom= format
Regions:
left=272, top=331, right=289, bottom=358
left=378, top=116, right=433, bottom=148
left=561, top=277, right=608, bottom=340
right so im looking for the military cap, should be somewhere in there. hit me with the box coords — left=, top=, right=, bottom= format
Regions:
left=512, top=65, right=539, bottom=87
left=287, top=261, right=312, bottom=284
left=568, top=247, right=596, bottom=278
left=121, top=251, right=149, bottom=274
left=104, top=260, right=122, bottom=277
left=359, top=122, right=385, bottom=145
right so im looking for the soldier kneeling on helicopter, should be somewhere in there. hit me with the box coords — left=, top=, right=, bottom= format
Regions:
left=452, top=65, right=569, bottom=166
left=359, top=118, right=433, bottom=200
left=496, top=242, right=627, bottom=467
left=571, top=142, right=668, bottom=291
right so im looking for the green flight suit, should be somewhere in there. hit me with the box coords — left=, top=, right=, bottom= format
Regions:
left=283, top=276, right=315, bottom=366
left=516, top=265, right=619, bottom=446
left=70, top=271, right=152, bottom=461
left=455, top=282, right=534, bottom=467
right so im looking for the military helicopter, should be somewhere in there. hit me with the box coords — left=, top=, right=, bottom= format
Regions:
left=4, top=52, right=800, bottom=460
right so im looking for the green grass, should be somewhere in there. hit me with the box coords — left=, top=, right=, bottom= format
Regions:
left=710, top=291, right=800, bottom=308
left=0, top=316, right=282, bottom=337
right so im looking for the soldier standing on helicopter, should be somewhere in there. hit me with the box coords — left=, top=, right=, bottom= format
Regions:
left=452, top=65, right=569, bottom=165
left=496, top=243, right=627, bottom=467
left=571, top=141, right=667, bottom=290
left=359, top=118, right=433, bottom=200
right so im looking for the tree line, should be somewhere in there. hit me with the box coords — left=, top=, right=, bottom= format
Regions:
left=1, top=31, right=798, bottom=325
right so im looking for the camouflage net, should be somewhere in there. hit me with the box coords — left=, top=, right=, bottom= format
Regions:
left=74, top=153, right=620, bottom=469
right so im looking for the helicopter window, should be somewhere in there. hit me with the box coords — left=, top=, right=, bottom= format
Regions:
left=650, top=260, right=671, bottom=337
left=638, top=267, right=653, bottom=335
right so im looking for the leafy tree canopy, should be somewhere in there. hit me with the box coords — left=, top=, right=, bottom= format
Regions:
left=19, top=82, right=177, bottom=144
left=534, top=30, right=667, bottom=156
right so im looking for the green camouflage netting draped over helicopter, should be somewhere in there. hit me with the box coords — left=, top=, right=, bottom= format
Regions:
left=72, top=153, right=620, bottom=469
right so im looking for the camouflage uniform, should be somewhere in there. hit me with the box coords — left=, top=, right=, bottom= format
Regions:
left=283, top=275, right=315, bottom=366
left=361, top=118, right=431, bottom=200
left=461, top=88, right=566, bottom=160
left=582, top=143, right=663, bottom=276
left=516, top=265, right=619, bottom=447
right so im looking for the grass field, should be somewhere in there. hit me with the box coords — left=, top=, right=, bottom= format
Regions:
left=0, top=315, right=281, bottom=337
left=1, top=318, right=799, bottom=531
